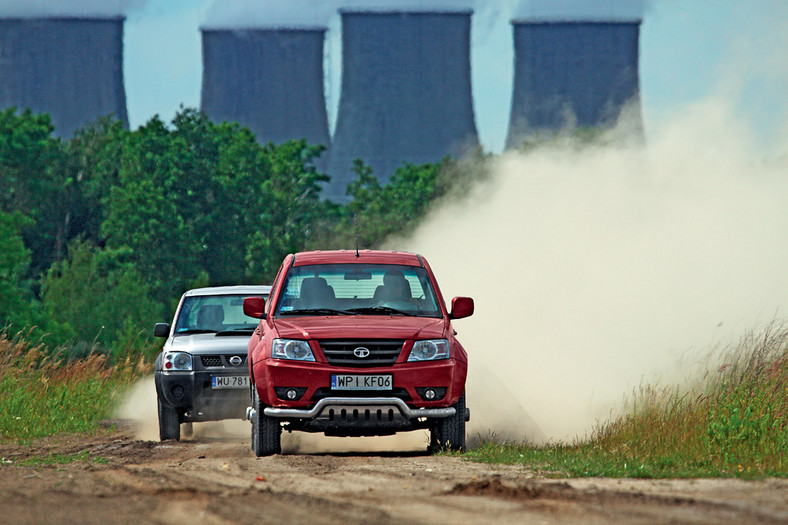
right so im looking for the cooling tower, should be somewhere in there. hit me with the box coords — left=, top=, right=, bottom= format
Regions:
left=200, top=28, right=331, bottom=155
left=326, top=9, right=479, bottom=203
left=506, top=21, right=642, bottom=147
left=0, top=17, right=128, bottom=137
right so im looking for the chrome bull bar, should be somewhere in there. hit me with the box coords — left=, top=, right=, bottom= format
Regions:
left=250, top=397, right=456, bottom=420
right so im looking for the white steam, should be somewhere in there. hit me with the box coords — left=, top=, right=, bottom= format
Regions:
left=203, top=0, right=333, bottom=29
left=515, top=0, right=644, bottom=21
left=337, top=0, right=475, bottom=13
left=391, top=95, right=788, bottom=443
left=0, top=0, right=146, bottom=17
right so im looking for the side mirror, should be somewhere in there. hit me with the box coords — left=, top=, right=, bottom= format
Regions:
left=449, top=297, right=474, bottom=320
left=153, top=323, right=170, bottom=338
left=243, top=296, right=267, bottom=319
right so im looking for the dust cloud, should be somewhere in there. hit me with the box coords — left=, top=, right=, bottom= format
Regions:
left=115, top=377, right=428, bottom=451
left=390, top=94, right=788, bottom=443
left=115, top=376, right=159, bottom=440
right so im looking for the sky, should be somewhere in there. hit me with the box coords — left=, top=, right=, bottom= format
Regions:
left=113, top=0, right=788, bottom=155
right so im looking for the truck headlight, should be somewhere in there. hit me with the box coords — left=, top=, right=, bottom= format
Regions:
left=272, top=339, right=316, bottom=362
left=164, top=351, right=193, bottom=371
left=408, top=339, right=450, bottom=362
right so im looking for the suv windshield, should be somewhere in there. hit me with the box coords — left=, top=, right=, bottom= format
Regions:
left=174, top=295, right=263, bottom=334
left=275, top=264, right=442, bottom=318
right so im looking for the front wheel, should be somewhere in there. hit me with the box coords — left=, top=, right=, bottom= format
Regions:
left=251, top=387, right=281, bottom=456
left=158, top=398, right=180, bottom=441
left=429, top=391, right=466, bottom=453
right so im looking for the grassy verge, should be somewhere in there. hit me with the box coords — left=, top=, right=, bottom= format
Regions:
left=0, top=332, right=147, bottom=442
left=466, top=323, right=788, bottom=478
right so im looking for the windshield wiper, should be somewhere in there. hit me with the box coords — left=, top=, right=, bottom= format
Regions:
left=345, top=306, right=413, bottom=316
left=279, top=308, right=351, bottom=316
left=215, top=327, right=255, bottom=336
left=176, top=329, right=217, bottom=335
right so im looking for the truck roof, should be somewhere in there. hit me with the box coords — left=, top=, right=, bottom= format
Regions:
left=183, top=285, right=272, bottom=297
left=292, top=250, right=423, bottom=267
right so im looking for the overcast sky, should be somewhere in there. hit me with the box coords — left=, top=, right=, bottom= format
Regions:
left=3, top=0, right=784, bottom=153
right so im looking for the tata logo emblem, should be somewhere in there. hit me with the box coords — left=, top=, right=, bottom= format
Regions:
left=229, top=355, right=243, bottom=366
left=353, top=347, right=371, bottom=358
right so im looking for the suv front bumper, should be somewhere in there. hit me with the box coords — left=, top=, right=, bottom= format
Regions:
left=262, top=397, right=456, bottom=419
left=250, top=396, right=464, bottom=437
left=155, top=370, right=249, bottom=421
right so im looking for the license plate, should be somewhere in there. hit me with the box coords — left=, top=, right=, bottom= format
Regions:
left=331, top=374, right=392, bottom=391
left=211, top=376, right=249, bottom=389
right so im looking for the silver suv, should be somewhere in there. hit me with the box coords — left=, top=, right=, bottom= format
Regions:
left=153, top=285, right=271, bottom=440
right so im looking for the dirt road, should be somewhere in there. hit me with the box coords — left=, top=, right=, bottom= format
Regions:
left=1, top=422, right=786, bottom=525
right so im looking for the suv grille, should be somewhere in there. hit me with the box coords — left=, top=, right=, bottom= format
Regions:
left=200, top=355, right=246, bottom=368
left=319, top=340, right=404, bottom=367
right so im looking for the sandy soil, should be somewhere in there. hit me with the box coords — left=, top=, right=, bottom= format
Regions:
left=0, top=422, right=786, bottom=525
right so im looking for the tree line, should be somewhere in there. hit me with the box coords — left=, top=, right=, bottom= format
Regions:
left=0, top=107, right=487, bottom=359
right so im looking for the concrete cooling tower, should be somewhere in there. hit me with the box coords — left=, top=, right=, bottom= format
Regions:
left=200, top=28, right=331, bottom=155
left=326, top=9, right=479, bottom=203
left=0, top=17, right=128, bottom=137
left=506, top=21, right=642, bottom=147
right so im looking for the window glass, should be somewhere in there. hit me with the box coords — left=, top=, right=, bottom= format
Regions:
left=275, top=264, right=441, bottom=317
left=175, top=294, right=267, bottom=333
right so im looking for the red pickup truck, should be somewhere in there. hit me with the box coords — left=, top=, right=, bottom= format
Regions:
left=243, top=250, right=474, bottom=456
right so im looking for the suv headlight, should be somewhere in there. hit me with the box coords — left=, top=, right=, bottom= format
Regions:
left=272, top=339, right=316, bottom=362
left=164, top=351, right=193, bottom=371
left=408, top=339, right=450, bottom=362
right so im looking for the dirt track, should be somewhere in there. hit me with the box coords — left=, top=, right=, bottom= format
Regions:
left=1, top=422, right=786, bottom=525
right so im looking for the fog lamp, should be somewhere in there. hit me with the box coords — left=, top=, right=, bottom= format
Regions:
left=171, top=385, right=184, bottom=398
left=424, top=389, right=436, bottom=400
left=275, top=387, right=306, bottom=401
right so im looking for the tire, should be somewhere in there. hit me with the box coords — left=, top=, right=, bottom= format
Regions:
left=251, top=388, right=281, bottom=456
left=430, top=391, right=466, bottom=453
left=158, top=398, right=181, bottom=441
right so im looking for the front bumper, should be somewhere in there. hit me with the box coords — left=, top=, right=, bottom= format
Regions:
left=255, top=358, right=462, bottom=408
left=252, top=357, right=466, bottom=436
left=155, top=370, right=249, bottom=421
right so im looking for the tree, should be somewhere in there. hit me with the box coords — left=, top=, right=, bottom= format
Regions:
left=0, top=108, right=71, bottom=277
left=244, top=139, right=329, bottom=281
left=40, top=239, right=160, bottom=351
left=0, top=211, right=35, bottom=330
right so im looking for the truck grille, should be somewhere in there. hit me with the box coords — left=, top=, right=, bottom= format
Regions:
left=319, top=340, right=404, bottom=367
left=200, top=355, right=247, bottom=368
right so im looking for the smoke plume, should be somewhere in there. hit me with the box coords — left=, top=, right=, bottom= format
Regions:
left=0, top=0, right=147, bottom=17
left=202, top=0, right=333, bottom=28
left=515, top=0, right=644, bottom=20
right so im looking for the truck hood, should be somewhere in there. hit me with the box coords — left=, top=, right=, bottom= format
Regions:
left=165, top=333, right=251, bottom=354
left=272, top=316, right=447, bottom=341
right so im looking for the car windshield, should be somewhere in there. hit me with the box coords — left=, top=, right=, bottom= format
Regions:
left=174, top=294, right=266, bottom=334
left=274, top=264, right=442, bottom=317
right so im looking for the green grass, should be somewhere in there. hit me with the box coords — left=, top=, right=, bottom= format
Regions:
left=0, top=333, right=147, bottom=441
left=13, top=450, right=109, bottom=467
left=465, top=323, right=788, bottom=479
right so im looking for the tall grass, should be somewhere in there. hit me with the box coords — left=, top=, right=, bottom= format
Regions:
left=0, top=331, right=149, bottom=441
left=468, top=322, right=788, bottom=478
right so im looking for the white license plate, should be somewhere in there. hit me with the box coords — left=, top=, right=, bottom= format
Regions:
left=211, top=376, right=249, bottom=389
left=331, top=374, right=392, bottom=391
